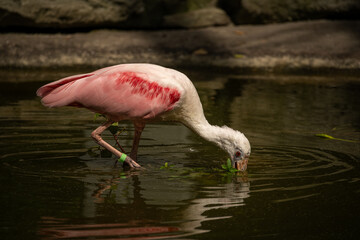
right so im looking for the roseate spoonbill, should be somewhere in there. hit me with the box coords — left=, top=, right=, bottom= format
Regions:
left=37, top=63, right=251, bottom=170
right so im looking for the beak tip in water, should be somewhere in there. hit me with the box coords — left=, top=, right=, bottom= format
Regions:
left=234, top=162, right=240, bottom=171
left=234, top=159, right=248, bottom=172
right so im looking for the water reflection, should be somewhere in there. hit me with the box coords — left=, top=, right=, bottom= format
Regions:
left=39, top=217, right=180, bottom=239
left=38, top=169, right=250, bottom=239
left=180, top=178, right=249, bottom=235
left=80, top=151, right=250, bottom=238
left=0, top=70, right=359, bottom=239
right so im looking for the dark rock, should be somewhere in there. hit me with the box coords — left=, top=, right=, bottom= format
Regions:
left=163, top=7, right=231, bottom=28
left=0, top=0, right=142, bottom=29
left=162, top=0, right=217, bottom=14
left=2, top=0, right=359, bottom=30
left=220, top=0, right=360, bottom=24
left=0, top=0, right=230, bottom=30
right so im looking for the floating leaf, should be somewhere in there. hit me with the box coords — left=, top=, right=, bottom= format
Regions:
left=93, top=113, right=105, bottom=121
left=315, top=133, right=358, bottom=143
left=234, top=54, right=245, bottom=58
left=227, top=158, right=232, bottom=169
left=221, top=158, right=240, bottom=173
left=160, top=162, right=172, bottom=170
left=315, top=133, right=335, bottom=139
left=119, top=173, right=127, bottom=179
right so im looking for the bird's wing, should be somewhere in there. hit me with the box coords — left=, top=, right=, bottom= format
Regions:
left=37, top=67, right=182, bottom=120
left=36, top=73, right=94, bottom=98
left=36, top=72, right=96, bottom=108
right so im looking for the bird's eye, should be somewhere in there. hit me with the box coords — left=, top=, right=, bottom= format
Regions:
left=235, top=151, right=242, bottom=158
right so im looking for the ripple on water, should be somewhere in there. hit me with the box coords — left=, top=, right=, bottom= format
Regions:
left=249, top=146, right=357, bottom=203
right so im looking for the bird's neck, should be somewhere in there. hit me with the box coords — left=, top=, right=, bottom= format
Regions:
left=184, top=117, right=225, bottom=149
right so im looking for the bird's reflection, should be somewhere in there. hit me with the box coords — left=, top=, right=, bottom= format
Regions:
left=39, top=216, right=179, bottom=239
left=39, top=169, right=250, bottom=239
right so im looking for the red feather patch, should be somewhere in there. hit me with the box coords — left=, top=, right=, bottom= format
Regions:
left=115, top=72, right=180, bottom=107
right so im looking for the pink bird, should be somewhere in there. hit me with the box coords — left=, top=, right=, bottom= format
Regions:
left=37, top=64, right=251, bottom=171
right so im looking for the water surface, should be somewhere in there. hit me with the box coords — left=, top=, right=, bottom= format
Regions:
left=0, top=69, right=359, bottom=239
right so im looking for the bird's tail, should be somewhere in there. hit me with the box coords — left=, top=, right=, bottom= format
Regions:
left=36, top=73, right=93, bottom=107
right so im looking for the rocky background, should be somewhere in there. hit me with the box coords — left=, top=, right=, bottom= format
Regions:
left=1, top=0, right=359, bottom=72
left=1, top=0, right=359, bottom=30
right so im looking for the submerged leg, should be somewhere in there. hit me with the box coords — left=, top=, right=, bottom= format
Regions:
left=91, top=120, right=141, bottom=168
left=130, top=121, right=145, bottom=161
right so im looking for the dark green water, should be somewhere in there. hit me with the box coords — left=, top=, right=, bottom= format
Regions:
left=0, top=69, right=359, bottom=239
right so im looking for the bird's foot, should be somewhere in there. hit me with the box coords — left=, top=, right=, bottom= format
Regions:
left=114, top=155, right=141, bottom=169
left=124, top=155, right=141, bottom=168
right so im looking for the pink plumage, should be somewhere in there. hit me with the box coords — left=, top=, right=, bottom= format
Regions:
left=37, top=63, right=251, bottom=171
left=37, top=64, right=181, bottom=121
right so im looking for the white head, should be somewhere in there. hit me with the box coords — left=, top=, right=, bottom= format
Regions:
left=215, top=126, right=251, bottom=171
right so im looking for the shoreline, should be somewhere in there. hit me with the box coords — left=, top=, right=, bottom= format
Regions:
left=1, top=20, right=359, bottom=74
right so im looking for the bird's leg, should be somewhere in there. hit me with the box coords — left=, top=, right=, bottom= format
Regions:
left=113, top=133, right=126, bottom=153
left=91, top=120, right=141, bottom=168
left=130, top=122, right=145, bottom=161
